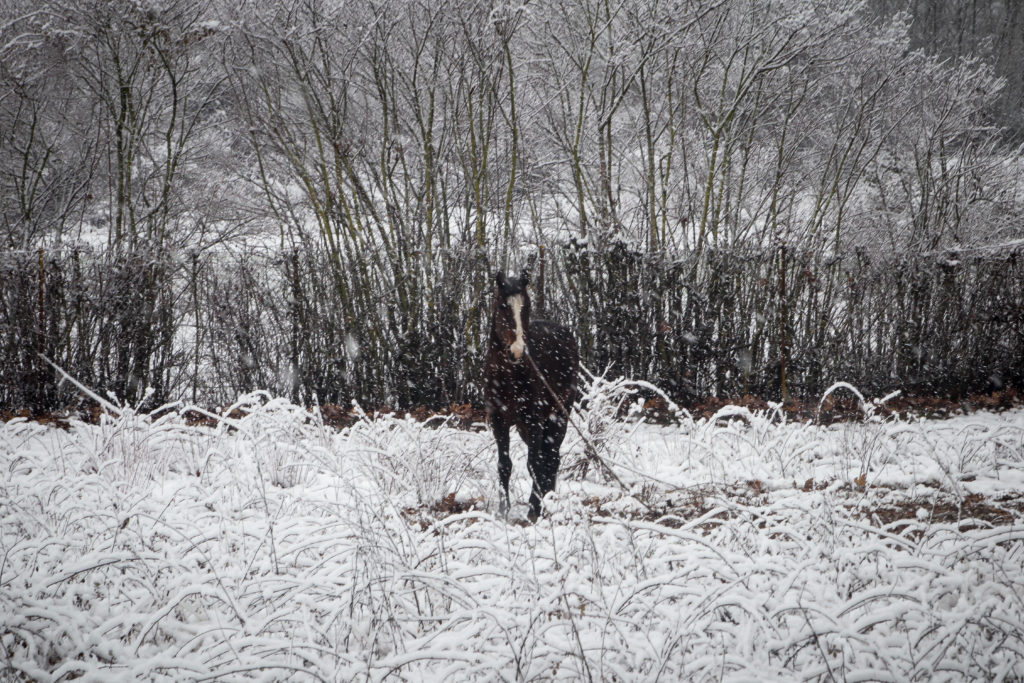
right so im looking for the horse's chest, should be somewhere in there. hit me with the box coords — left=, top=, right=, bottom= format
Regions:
left=486, top=366, right=541, bottom=415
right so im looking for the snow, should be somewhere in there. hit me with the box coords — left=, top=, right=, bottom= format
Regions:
left=3, top=387, right=1024, bottom=681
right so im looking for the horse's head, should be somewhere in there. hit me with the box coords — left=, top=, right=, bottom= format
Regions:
left=492, top=269, right=531, bottom=362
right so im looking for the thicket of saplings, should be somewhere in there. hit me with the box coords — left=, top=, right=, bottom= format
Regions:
left=2, top=242, right=1021, bottom=414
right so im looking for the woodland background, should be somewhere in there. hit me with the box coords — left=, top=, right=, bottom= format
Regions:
left=2, top=0, right=1023, bottom=411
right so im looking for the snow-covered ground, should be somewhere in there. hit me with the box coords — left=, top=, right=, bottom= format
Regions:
left=3, top=382, right=1024, bottom=681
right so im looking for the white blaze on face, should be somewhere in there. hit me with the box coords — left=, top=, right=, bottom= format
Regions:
left=507, top=294, right=526, bottom=360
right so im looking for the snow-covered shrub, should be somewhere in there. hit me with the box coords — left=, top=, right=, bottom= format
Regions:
left=3, top=391, right=1024, bottom=681
left=564, top=366, right=682, bottom=484
left=218, top=392, right=325, bottom=490
left=343, top=406, right=489, bottom=509
left=75, top=393, right=206, bottom=489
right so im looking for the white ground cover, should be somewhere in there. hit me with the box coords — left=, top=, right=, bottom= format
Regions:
left=3, top=382, right=1024, bottom=681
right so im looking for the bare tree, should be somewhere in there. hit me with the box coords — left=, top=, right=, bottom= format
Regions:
left=0, top=3, right=96, bottom=248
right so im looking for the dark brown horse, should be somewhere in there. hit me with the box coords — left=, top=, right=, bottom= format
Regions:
left=484, top=269, right=578, bottom=520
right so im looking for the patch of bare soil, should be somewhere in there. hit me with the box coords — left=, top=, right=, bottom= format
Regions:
left=404, top=481, right=1024, bottom=536
left=402, top=492, right=488, bottom=530
left=0, top=408, right=72, bottom=429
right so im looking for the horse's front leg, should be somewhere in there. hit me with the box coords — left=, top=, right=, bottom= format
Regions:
left=492, top=412, right=512, bottom=517
left=526, top=411, right=569, bottom=522
left=526, top=425, right=547, bottom=522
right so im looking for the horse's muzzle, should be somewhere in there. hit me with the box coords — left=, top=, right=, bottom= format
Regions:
left=506, top=345, right=525, bottom=365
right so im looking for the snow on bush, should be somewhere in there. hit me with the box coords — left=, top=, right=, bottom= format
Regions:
left=2, top=384, right=1024, bottom=681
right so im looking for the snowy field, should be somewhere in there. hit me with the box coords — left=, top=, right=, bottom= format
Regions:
left=3, top=379, right=1024, bottom=681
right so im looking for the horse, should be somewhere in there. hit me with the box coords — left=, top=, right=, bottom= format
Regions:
left=484, top=269, right=579, bottom=521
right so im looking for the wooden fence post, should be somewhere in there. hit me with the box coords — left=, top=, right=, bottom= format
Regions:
left=37, top=247, right=44, bottom=350
left=780, top=244, right=789, bottom=403
left=537, top=244, right=546, bottom=315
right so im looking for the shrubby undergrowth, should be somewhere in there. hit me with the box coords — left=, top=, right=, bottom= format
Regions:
left=2, top=380, right=1024, bottom=681
left=3, top=0, right=1024, bottom=412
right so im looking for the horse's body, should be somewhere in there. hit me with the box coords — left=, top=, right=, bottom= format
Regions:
left=484, top=270, right=578, bottom=520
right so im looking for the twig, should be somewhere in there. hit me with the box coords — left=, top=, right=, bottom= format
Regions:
left=524, top=352, right=650, bottom=509
left=38, top=354, right=121, bottom=416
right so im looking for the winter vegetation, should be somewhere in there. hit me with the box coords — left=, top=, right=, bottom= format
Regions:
left=3, top=2, right=1024, bottom=678
left=3, top=378, right=1024, bottom=680
left=2, top=0, right=1023, bottom=410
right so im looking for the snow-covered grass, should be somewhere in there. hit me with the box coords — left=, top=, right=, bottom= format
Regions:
left=3, top=385, right=1024, bottom=681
